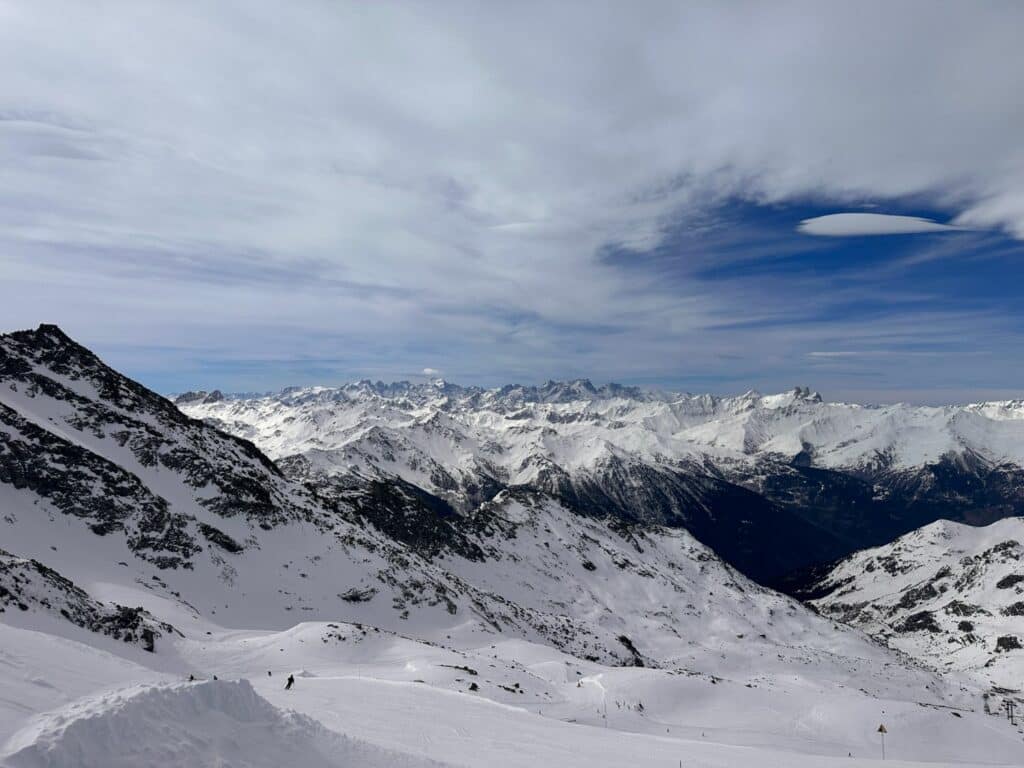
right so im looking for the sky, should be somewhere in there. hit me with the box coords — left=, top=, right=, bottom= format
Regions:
left=2, top=1, right=1024, bottom=404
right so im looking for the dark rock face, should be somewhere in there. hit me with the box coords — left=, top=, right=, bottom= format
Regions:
left=312, top=437, right=1024, bottom=586
left=945, top=601, right=987, bottom=617
left=996, top=574, right=1024, bottom=589
left=520, top=442, right=1024, bottom=587
left=547, top=450, right=1024, bottom=586
left=526, top=457, right=848, bottom=584
left=339, top=586, right=377, bottom=603
left=748, top=458, right=1024, bottom=589
left=616, top=634, right=646, bottom=667
left=996, top=635, right=1021, bottom=652
left=898, top=611, right=941, bottom=634
left=522, top=451, right=1024, bottom=586
left=0, top=402, right=198, bottom=568
left=0, top=325, right=320, bottom=569
left=343, top=478, right=489, bottom=562
left=873, top=454, right=1024, bottom=531
left=895, top=583, right=940, bottom=612
left=0, top=549, right=178, bottom=651
left=279, top=455, right=493, bottom=563
left=197, top=523, right=244, bottom=553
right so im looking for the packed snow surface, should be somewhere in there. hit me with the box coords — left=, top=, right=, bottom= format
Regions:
left=3, top=620, right=1024, bottom=768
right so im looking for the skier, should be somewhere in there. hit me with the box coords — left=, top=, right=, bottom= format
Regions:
left=285, top=674, right=295, bottom=690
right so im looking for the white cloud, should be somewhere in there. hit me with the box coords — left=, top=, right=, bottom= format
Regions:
left=798, top=213, right=962, bottom=237
left=422, top=368, right=441, bottom=377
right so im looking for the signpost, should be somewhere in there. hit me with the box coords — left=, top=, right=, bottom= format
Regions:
left=877, top=723, right=888, bottom=760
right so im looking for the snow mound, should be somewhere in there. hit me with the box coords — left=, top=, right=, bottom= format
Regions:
left=2, top=679, right=448, bottom=768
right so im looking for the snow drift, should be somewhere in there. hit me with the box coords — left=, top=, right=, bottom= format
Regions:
left=2, top=678, right=448, bottom=768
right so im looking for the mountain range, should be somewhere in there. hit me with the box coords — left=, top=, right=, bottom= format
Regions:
left=176, top=376, right=1024, bottom=585
left=2, top=324, right=1023, bottom=766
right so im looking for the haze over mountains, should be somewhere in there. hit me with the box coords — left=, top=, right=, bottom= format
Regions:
left=2, top=324, right=1024, bottom=766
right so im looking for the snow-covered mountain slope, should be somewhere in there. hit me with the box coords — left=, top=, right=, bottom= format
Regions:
left=0, top=325, right=638, bottom=660
left=0, top=326, right=489, bottom=638
left=0, top=547, right=178, bottom=653
left=0, top=324, right=326, bottom=569
left=0, top=325, right=914, bottom=668
left=3, top=325, right=1024, bottom=765
left=178, top=379, right=1024, bottom=582
left=806, top=517, right=1024, bottom=693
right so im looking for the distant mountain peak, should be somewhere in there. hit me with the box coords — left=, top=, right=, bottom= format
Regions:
left=5, top=323, right=91, bottom=360
left=174, top=389, right=226, bottom=405
left=792, top=385, right=822, bottom=402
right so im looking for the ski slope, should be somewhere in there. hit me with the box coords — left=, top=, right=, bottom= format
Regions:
left=2, top=619, right=1023, bottom=768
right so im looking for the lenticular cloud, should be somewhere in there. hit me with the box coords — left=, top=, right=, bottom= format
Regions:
left=798, top=213, right=962, bottom=236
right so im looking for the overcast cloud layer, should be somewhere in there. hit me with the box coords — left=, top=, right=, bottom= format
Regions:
left=1, top=1, right=1023, bottom=402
